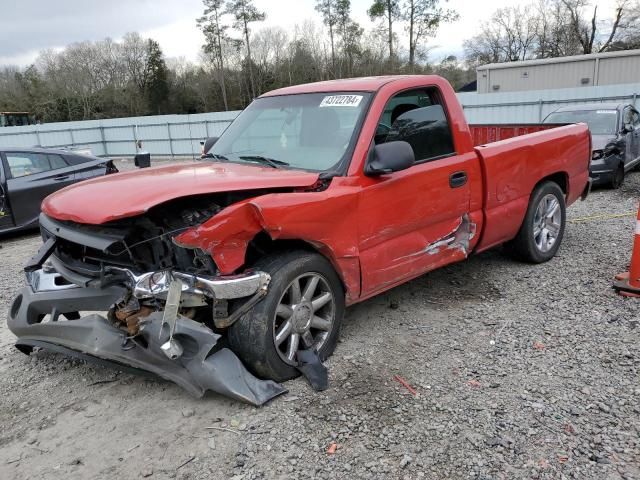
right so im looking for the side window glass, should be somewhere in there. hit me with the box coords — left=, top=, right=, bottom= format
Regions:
left=385, top=104, right=455, bottom=161
left=623, top=108, right=633, bottom=126
left=633, top=111, right=640, bottom=127
left=376, top=88, right=454, bottom=161
left=48, top=154, right=68, bottom=170
left=6, top=152, right=51, bottom=178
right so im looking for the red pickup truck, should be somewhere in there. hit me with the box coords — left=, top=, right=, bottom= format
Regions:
left=8, top=75, right=591, bottom=405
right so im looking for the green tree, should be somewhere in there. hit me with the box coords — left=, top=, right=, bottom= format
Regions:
left=225, top=0, right=266, bottom=98
left=144, top=40, right=169, bottom=114
left=405, top=0, right=459, bottom=70
left=316, top=0, right=339, bottom=77
left=335, top=1, right=362, bottom=76
left=368, top=0, right=402, bottom=66
left=198, top=0, right=230, bottom=110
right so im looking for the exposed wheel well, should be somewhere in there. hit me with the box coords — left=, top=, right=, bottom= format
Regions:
left=535, top=172, right=568, bottom=196
left=244, top=232, right=347, bottom=290
left=245, top=232, right=317, bottom=266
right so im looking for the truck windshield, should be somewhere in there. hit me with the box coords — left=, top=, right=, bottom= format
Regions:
left=544, top=110, right=618, bottom=135
left=208, top=92, right=372, bottom=172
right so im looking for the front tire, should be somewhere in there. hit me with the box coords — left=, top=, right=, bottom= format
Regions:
left=506, top=181, right=566, bottom=263
left=228, top=250, right=345, bottom=382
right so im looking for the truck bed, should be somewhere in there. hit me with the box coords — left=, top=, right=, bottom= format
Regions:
left=471, top=123, right=591, bottom=252
left=469, top=123, right=567, bottom=146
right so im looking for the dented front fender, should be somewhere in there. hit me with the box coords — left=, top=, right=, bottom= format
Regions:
left=175, top=182, right=362, bottom=303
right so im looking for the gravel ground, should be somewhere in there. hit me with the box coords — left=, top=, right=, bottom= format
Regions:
left=0, top=162, right=639, bottom=480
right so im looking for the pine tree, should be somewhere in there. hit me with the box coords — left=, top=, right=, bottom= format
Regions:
left=144, top=40, right=169, bottom=114
left=198, top=0, right=230, bottom=111
left=368, top=0, right=402, bottom=67
left=316, top=0, right=339, bottom=77
left=225, top=0, right=266, bottom=99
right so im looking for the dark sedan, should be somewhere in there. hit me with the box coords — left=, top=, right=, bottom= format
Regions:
left=544, top=103, right=640, bottom=188
left=0, top=147, right=118, bottom=234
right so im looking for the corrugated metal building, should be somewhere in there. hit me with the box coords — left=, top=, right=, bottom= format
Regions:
left=477, top=49, right=640, bottom=94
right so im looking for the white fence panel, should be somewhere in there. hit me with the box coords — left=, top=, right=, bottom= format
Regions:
left=459, top=82, right=640, bottom=123
left=0, top=83, right=639, bottom=156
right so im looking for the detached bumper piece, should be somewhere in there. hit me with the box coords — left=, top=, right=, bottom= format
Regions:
left=7, top=282, right=286, bottom=406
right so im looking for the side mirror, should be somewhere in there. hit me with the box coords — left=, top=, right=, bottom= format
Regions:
left=623, top=123, right=634, bottom=134
left=364, top=141, right=415, bottom=177
left=201, top=137, right=219, bottom=158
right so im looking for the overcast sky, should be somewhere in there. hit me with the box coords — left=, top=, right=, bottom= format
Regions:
left=0, top=0, right=620, bottom=67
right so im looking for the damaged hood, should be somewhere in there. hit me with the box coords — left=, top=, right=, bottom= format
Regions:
left=42, top=161, right=320, bottom=225
left=591, top=134, right=618, bottom=151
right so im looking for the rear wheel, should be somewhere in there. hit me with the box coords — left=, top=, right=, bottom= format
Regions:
left=506, top=181, right=566, bottom=263
left=610, top=164, right=625, bottom=189
left=228, top=250, right=345, bottom=382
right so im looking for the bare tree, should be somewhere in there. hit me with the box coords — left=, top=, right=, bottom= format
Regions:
left=561, top=0, right=625, bottom=54
left=464, top=6, right=540, bottom=65
left=536, top=0, right=582, bottom=57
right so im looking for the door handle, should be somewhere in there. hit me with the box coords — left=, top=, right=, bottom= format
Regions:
left=54, top=175, right=70, bottom=181
left=449, top=171, right=467, bottom=188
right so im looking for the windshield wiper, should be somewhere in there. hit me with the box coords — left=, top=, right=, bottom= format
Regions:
left=238, top=155, right=290, bottom=169
left=202, top=153, right=229, bottom=161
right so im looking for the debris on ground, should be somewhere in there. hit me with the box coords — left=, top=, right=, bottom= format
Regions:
left=295, top=349, right=328, bottom=391
left=393, top=375, right=417, bottom=396
left=533, top=341, right=546, bottom=350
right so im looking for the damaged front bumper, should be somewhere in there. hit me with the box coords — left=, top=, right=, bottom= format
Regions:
left=7, top=268, right=285, bottom=406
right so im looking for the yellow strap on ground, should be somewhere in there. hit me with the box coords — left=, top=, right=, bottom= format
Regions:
left=568, top=211, right=636, bottom=224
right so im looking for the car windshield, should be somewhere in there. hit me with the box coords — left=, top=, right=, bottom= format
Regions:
left=544, top=109, right=618, bottom=135
left=207, top=92, right=372, bottom=172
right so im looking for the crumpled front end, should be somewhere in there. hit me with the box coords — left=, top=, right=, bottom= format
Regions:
left=7, top=209, right=287, bottom=406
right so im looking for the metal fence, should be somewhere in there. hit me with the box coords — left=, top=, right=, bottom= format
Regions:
left=459, top=82, right=640, bottom=124
left=0, top=111, right=241, bottom=157
left=0, top=82, right=639, bottom=157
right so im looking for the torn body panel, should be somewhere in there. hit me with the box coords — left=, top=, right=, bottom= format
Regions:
left=175, top=179, right=362, bottom=303
left=8, top=282, right=285, bottom=406
left=422, top=214, right=477, bottom=256
left=356, top=213, right=481, bottom=300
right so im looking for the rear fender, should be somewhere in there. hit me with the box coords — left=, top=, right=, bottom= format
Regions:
left=473, top=124, right=590, bottom=252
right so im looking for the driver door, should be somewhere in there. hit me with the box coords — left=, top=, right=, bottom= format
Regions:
left=357, top=88, right=475, bottom=297
left=3, top=151, right=76, bottom=228
left=0, top=154, right=15, bottom=230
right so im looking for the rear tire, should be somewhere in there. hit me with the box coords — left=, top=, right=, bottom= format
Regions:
left=610, top=164, right=625, bottom=189
left=228, top=250, right=345, bottom=382
left=506, top=181, right=566, bottom=263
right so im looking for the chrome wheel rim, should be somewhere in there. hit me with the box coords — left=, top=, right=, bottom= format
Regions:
left=533, top=193, right=562, bottom=253
left=273, top=273, right=335, bottom=365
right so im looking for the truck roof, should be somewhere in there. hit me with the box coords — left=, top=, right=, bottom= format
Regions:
left=260, top=75, right=440, bottom=97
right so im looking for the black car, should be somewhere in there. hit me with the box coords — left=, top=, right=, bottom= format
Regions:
left=0, top=148, right=118, bottom=234
left=544, top=103, right=640, bottom=188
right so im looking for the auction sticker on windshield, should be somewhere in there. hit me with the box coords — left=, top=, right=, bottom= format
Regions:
left=320, top=95, right=363, bottom=108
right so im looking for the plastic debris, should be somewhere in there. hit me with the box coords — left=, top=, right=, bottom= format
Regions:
left=393, top=375, right=417, bottom=396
